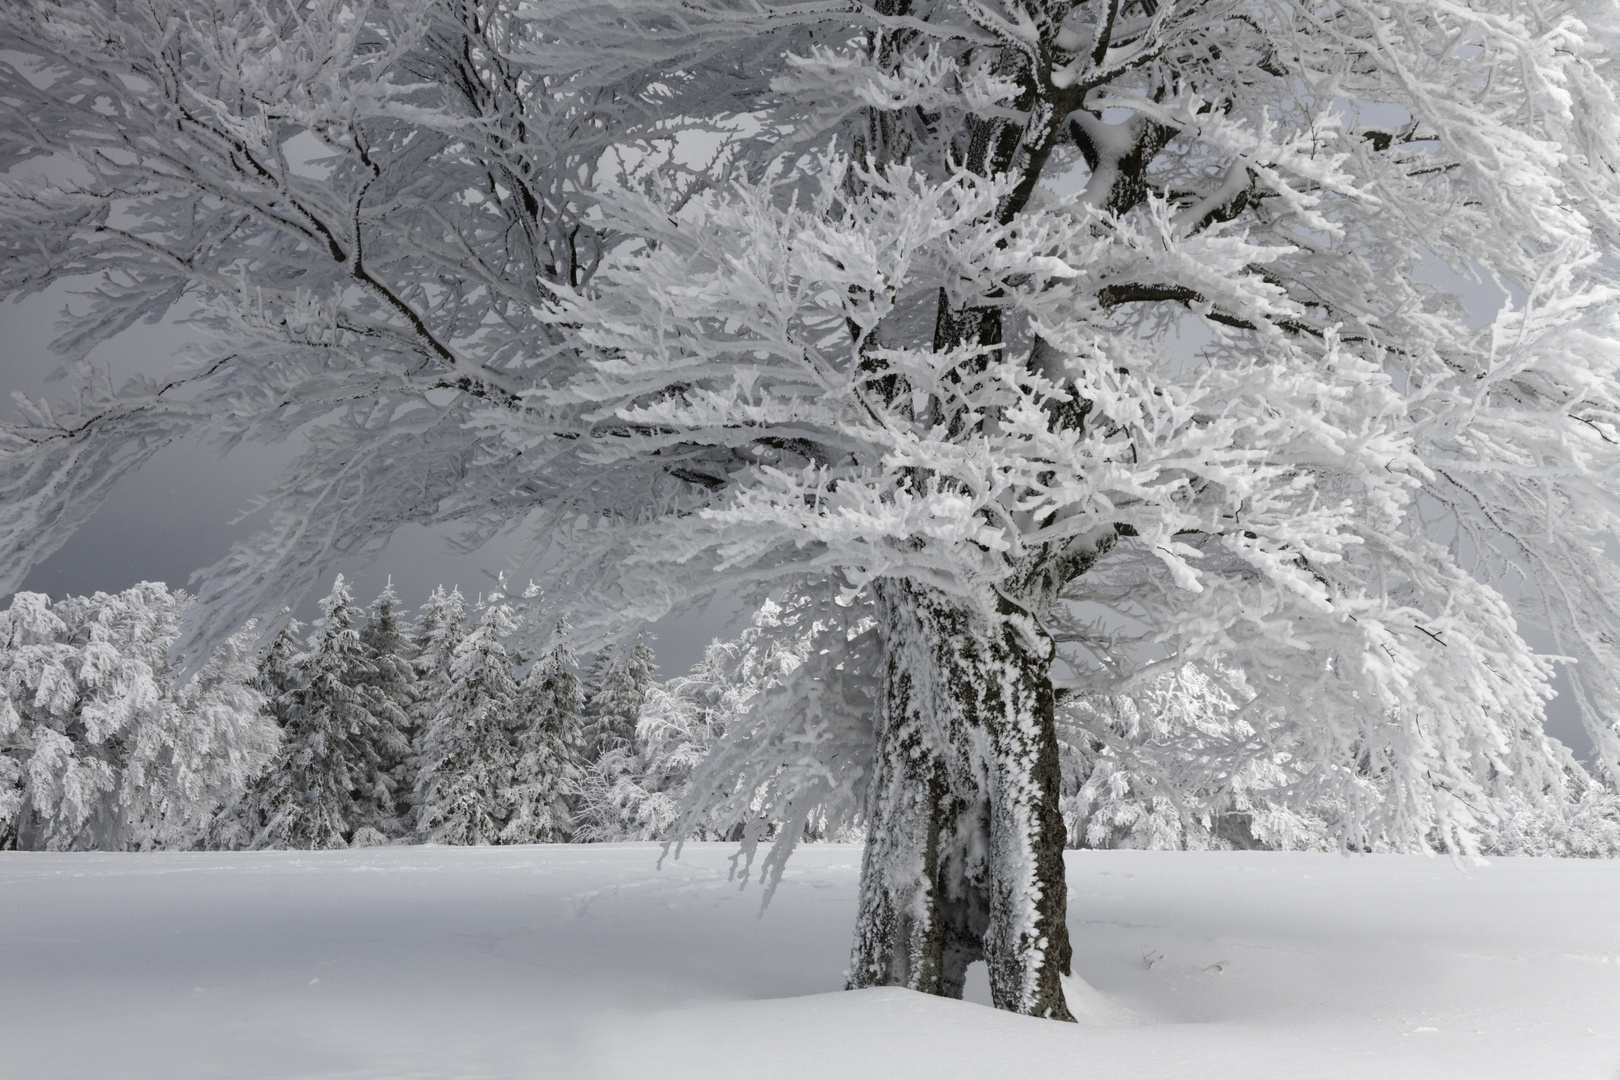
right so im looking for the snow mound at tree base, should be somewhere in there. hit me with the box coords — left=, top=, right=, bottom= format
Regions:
left=0, top=844, right=1615, bottom=1079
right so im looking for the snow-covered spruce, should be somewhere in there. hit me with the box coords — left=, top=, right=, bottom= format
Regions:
left=414, top=593, right=525, bottom=845
left=1, top=0, right=1619, bottom=1021
left=359, top=581, right=418, bottom=832
left=0, top=584, right=273, bottom=850
left=501, top=620, right=585, bottom=844
left=406, top=585, right=469, bottom=805
left=414, top=590, right=588, bottom=845
left=243, top=576, right=408, bottom=849
left=579, top=640, right=657, bottom=765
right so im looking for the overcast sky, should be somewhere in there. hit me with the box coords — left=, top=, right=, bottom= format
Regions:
left=0, top=283, right=748, bottom=676
left=0, top=272, right=1599, bottom=760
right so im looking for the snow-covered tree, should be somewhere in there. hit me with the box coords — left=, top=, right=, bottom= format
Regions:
left=204, top=612, right=304, bottom=849
left=410, top=587, right=467, bottom=725
left=3, top=0, right=1620, bottom=1020
left=577, top=600, right=818, bottom=843
left=414, top=593, right=522, bottom=845
left=501, top=620, right=585, bottom=844
left=402, top=584, right=467, bottom=809
left=528, top=1, right=1620, bottom=1016
left=1482, top=785, right=1620, bottom=859
left=245, top=575, right=407, bottom=848
left=0, top=583, right=274, bottom=850
left=359, top=581, right=417, bottom=829
left=579, top=640, right=657, bottom=764
left=255, top=615, right=305, bottom=730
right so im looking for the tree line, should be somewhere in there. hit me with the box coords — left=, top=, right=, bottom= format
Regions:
left=5, top=580, right=1614, bottom=856
left=3, top=577, right=643, bottom=850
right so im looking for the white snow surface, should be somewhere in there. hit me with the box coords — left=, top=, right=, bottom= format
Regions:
left=1, top=844, right=1616, bottom=1079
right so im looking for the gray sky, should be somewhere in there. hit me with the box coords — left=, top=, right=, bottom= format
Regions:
left=0, top=284, right=747, bottom=676
left=0, top=277, right=1599, bottom=760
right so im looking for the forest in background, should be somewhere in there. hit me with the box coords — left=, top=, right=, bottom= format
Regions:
left=4, top=579, right=1616, bottom=857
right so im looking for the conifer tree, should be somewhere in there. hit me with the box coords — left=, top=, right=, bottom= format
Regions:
left=403, top=585, right=467, bottom=812
left=247, top=575, right=404, bottom=849
left=255, top=615, right=305, bottom=729
left=502, top=620, right=585, bottom=844
left=415, top=595, right=521, bottom=845
left=578, top=602, right=811, bottom=842
left=359, top=581, right=416, bottom=833
left=580, top=640, right=656, bottom=763
left=410, top=587, right=467, bottom=731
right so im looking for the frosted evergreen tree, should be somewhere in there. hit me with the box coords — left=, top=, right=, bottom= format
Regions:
left=247, top=575, right=404, bottom=849
left=255, top=615, right=306, bottom=730
left=203, top=613, right=304, bottom=849
left=410, top=586, right=467, bottom=731
left=403, top=585, right=467, bottom=812
left=577, top=653, right=616, bottom=763
left=359, top=581, right=416, bottom=833
left=0, top=584, right=274, bottom=851
left=501, top=620, right=585, bottom=844
left=580, top=640, right=656, bottom=764
left=414, top=595, right=521, bottom=845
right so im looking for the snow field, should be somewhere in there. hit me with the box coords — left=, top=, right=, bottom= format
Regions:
left=1, top=843, right=1616, bottom=1079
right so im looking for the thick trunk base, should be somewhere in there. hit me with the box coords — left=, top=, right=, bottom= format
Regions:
left=848, top=580, right=1074, bottom=1021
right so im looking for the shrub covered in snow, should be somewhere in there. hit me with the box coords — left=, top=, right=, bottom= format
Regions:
left=1483, top=788, right=1620, bottom=859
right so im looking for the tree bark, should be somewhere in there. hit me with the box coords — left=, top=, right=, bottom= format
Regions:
left=848, top=579, right=1074, bottom=1020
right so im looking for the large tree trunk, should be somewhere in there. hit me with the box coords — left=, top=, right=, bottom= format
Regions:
left=848, top=579, right=1074, bottom=1020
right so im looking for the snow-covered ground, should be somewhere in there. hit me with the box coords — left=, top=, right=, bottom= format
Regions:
left=1, top=844, right=1616, bottom=1079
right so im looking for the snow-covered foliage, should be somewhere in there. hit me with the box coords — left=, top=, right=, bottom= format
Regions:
left=1059, top=664, right=1333, bottom=852
left=0, top=583, right=273, bottom=850
left=559, top=132, right=1600, bottom=853
left=0, top=0, right=767, bottom=658
left=575, top=600, right=821, bottom=844
left=242, top=576, right=409, bottom=849
left=408, top=585, right=468, bottom=763
left=414, top=594, right=524, bottom=845
left=1482, top=787, right=1620, bottom=859
left=1059, top=665, right=1617, bottom=857
left=501, top=621, right=585, bottom=844
left=413, top=588, right=588, bottom=845
left=358, top=582, right=418, bottom=826
left=1065, top=665, right=1251, bottom=851
left=579, top=640, right=657, bottom=764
